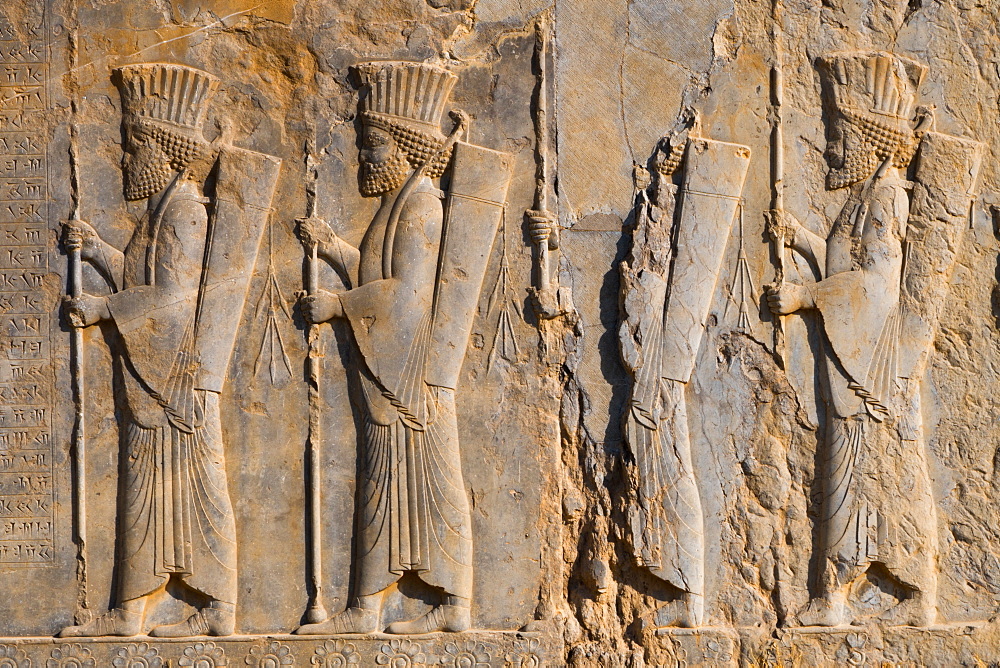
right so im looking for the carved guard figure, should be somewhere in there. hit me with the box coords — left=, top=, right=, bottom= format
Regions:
left=767, top=51, right=982, bottom=627
left=60, top=63, right=279, bottom=637
left=619, top=112, right=751, bottom=627
left=295, top=60, right=513, bottom=635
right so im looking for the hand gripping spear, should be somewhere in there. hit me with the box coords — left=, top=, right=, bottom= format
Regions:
left=300, top=140, right=328, bottom=624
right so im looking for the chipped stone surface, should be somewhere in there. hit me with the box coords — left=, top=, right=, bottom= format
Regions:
left=2, top=0, right=1000, bottom=665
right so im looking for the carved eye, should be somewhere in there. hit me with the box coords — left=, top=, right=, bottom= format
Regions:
left=365, top=130, right=389, bottom=149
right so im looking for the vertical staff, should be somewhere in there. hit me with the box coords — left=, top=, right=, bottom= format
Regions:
left=66, top=25, right=90, bottom=623
left=769, top=0, right=787, bottom=368
left=529, top=12, right=555, bottom=290
left=302, top=141, right=328, bottom=624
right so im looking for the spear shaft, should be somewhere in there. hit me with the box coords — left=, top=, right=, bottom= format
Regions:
left=303, top=143, right=328, bottom=624
left=770, top=2, right=787, bottom=367
left=67, top=24, right=90, bottom=622
left=531, top=13, right=551, bottom=289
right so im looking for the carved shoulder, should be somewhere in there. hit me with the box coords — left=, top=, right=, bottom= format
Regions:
left=399, top=190, right=444, bottom=244
left=867, top=181, right=909, bottom=234
left=163, top=196, right=210, bottom=227
left=402, top=189, right=444, bottom=220
left=153, top=195, right=210, bottom=289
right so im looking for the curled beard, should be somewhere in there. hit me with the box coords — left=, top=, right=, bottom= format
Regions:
left=826, top=148, right=880, bottom=191
left=124, top=156, right=174, bottom=201
left=360, top=151, right=410, bottom=197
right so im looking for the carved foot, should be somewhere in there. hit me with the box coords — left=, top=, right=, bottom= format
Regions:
left=385, top=603, right=471, bottom=634
left=295, top=607, right=379, bottom=635
left=655, top=593, right=705, bottom=629
left=150, top=605, right=235, bottom=637
left=879, top=595, right=936, bottom=627
left=797, top=593, right=849, bottom=627
left=58, top=608, right=142, bottom=637
left=681, top=593, right=705, bottom=628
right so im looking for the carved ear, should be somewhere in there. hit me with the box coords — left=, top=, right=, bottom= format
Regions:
left=913, top=106, right=936, bottom=134
left=212, top=117, right=236, bottom=150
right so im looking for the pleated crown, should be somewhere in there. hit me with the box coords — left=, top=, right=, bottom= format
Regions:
left=114, top=63, right=219, bottom=131
left=818, top=51, right=927, bottom=121
left=356, top=61, right=457, bottom=139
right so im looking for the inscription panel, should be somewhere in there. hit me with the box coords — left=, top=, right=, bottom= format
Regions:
left=0, top=7, right=51, bottom=567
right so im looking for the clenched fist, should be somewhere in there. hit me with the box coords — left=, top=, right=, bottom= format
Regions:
left=63, top=294, right=110, bottom=328
left=62, top=219, right=102, bottom=261
left=299, top=290, right=343, bottom=324
left=296, top=216, right=336, bottom=249
left=766, top=283, right=814, bottom=315
left=764, top=209, right=800, bottom=246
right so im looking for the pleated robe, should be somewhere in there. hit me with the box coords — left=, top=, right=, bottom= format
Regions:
left=338, top=179, right=474, bottom=599
left=105, top=180, right=238, bottom=604
left=811, top=173, right=936, bottom=593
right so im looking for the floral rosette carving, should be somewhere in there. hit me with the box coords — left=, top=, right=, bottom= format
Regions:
left=246, top=642, right=295, bottom=667
left=504, top=638, right=541, bottom=668
left=112, top=643, right=163, bottom=668
left=441, top=641, right=491, bottom=668
left=180, top=642, right=228, bottom=667
left=310, top=640, right=359, bottom=667
left=704, top=638, right=734, bottom=663
left=375, top=639, right=425, bottom=667
left=48, top=644, right=96, bottom=668
left=0, top=645, right=29, bottom=668
left=844, top=632, right=868, bottom=667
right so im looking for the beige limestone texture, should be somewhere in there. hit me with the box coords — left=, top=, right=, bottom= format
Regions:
left=0, top=0, right=1000, bottom=665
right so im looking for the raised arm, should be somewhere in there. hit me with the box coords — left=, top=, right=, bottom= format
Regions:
left=766, top=209, right=827, bottom=275
left=62, top=219, right=125, bottom=291
left=297, top=216, right=360, bottom=289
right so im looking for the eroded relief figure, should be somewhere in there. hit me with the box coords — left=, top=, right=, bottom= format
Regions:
left=60, top=63, right=279, bottom=637
left=767, top=52, right=982, bottom=627
left=295, top=61, right=513, bottom=635
left=619, top=112, right=750, bottom=627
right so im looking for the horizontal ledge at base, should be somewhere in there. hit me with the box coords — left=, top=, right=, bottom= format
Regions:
left=653, top=620, right=988, bottom=637
left=1, top=630, right=545, bottom=644
left=0, top=631, right=560, bottom=668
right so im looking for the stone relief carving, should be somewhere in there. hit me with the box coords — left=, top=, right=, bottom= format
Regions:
left=765, top=51, right=984, bottom=627
left=59, top=63, right=280, bottom=638
left=619, top=110, right=751, bottom=628
left=293, top=60, right=513, bottom=635
left=3, top=0, right=1000, bottom=663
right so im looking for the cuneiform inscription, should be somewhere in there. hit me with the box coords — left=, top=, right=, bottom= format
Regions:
left=0, top=158, right=44, bottom=177
left=0, top=7, right=51, bottom=566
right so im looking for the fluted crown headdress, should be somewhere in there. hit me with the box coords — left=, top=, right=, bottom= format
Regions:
left=356, top=61, right=457, bottom=139
left=114, top=63, right=219, bottom=131
left=818, top=51, right=926, bottom=121
left=817, top=51, right=928, bottom=188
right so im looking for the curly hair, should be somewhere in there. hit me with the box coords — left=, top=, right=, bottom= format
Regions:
left=840, top=105, right=920, bottom=168
left=361, top=110, right=453, bottom=178
left=133, top=119, right=213, bottom=175
left=826, top=106, right=922, bottom=190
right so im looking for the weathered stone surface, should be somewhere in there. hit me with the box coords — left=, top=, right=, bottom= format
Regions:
left=2, top=0, right=1000, bottom=665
